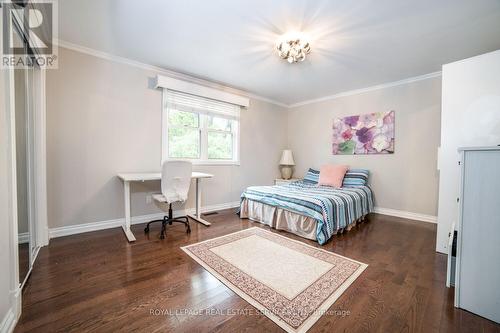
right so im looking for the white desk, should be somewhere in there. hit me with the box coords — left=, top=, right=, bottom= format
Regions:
left=117, top=172, right=213, bottom=242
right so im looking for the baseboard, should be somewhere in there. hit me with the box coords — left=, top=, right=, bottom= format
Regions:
left=0, top=308, right=15, bottom=333
left=18, top=232, right=29, bottom=244
left=1, top=288, right=21, bottom=333
left=0, top=309, right=15, bottom=333
left=49, top=201, right=241, bottom=239
left=49, top=212, right=165, bottom=239
left=188, top=201, right=240, bottom=215
left=48, top=203, right=435, bottom=239
left=373, top=207, right=437, bottom=224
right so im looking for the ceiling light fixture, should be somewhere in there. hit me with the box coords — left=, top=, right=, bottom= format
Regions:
left=276, top=33, right=311, bottom=63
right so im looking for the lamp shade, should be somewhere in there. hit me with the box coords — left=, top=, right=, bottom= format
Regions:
left=279, top=150, right=295, bottom=166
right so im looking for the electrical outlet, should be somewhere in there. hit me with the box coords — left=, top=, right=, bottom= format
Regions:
left=146, top=194, right=152, bottom=204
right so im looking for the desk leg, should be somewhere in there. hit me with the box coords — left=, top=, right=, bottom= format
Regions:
left=122, top=181, right=136, bottom=242
left=188, top=178, right=211, bottom=226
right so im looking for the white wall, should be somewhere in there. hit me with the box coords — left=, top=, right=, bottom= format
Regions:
left=42, top=45, right=500, bottom=255
left=288, top=77, right=442, bottom=218
left=46, top=47, right=288, bottom=229
left=436, top=50, right=500, bottom=253
left=46, top=47, right=444, bottom=231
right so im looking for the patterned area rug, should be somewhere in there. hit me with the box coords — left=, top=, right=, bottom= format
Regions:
left=181, top=227, right=367, bottom=333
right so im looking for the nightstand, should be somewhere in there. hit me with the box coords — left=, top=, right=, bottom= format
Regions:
left=274, top=178, right=299, bottom=185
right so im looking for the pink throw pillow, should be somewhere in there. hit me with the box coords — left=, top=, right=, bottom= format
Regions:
left=319, top=165, right=349, bottom=187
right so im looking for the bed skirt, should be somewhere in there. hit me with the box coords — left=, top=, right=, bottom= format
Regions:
left=240, top=198, right=368, bottom=242
left=240, top=198, right=317, bottom=240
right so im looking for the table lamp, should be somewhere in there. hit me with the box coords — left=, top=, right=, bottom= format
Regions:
left=279, top=150, right=295, bottom=179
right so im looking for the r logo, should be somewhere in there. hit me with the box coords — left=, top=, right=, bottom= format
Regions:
left=1, top=0, right=57, bottom=68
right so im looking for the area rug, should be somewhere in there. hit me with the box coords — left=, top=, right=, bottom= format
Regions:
left=181, top=227, right=367, bottom=333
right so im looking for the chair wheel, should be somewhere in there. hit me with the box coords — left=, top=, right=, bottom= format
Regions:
left=144, top=227, right=149, bottom=233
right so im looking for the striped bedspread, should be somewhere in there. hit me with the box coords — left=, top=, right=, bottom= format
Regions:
left=240, top=180, right=374, bottom=245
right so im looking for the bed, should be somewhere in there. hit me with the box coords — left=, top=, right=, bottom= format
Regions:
left=239, top=174, right=374, bottom=245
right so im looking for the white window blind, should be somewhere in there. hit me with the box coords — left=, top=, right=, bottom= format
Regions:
left=166, top=90, right=241, bottom=119
left=162, top=89, right=241, bottom=165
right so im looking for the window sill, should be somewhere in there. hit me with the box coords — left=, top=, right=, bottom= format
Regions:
left=165, top=159, right=240, bottom=166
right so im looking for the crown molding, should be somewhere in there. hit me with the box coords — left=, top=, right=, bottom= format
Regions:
left=54, top=39, right=289, bottom=108
left=55, top=39, right=441, bottom=110
left=288, top=71, right=442, bottom=108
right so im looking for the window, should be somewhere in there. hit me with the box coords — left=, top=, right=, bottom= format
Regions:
left=162, top=90, right=240, bottom=164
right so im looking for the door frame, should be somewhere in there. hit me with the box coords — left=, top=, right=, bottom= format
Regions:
left=3, top=59, right=23, bottom=328
left=10, top=64, right=48, bottom=290
left=2, top=24, right=49, bottom=332
left=22, top=64, right=48, bottom=276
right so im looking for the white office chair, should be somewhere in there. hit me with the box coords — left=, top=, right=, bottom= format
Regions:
left=144, top=160, right=192, bottom=239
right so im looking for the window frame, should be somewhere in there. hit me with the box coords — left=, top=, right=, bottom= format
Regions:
left=161, top=93, right=240, bottom=166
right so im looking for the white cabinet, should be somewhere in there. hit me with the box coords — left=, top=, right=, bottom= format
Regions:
left=455, top=147, right=500, bottom=323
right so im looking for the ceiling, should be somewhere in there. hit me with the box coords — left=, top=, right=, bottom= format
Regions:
left=58, top=0, right=500, bottom=105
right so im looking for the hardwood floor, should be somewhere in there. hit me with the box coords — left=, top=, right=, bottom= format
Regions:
left=15, top=210, right=500, bottom=333
left=18, top=243, right=30, bottom=284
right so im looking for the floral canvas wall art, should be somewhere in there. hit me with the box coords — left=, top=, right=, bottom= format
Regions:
left=332, top=110, right=395, bottom=155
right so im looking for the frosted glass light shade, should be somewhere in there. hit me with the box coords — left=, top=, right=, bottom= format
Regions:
left=279, top=150, right=295, bottom=166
